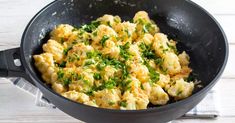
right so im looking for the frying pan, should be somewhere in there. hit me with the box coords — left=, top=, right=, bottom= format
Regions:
left=0, top=0, right=228, bottom=123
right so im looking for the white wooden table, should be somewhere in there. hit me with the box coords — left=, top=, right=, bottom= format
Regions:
left=0, top=0, right=235, bottom=123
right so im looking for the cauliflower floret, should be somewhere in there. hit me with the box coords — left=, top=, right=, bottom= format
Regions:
left=167, top=79, right=194, bottom=100
left=52, top=82, right=67, bottom=94
left=162, top=52, right=181, bottom=75
left=121, top=91, right=136, bottom=110
left=62, top=91, right=90, bottom=103
left=133, top=11, right=159, bottom=35
left=50, top=24, right=74, bottom=42
left=97, top=14, right=121, bottom=27
left=132, top=88, right=149, bottom=109
left=92, top=25, right=117, bottom=46
left=178, top=51, right=190, bottom=66
left=171, top=66, right=192, bottom=81
left=142, top=82, right=151, bottom=97
left=69, top=69, right=94, bottom=92
left=149, top=84, right=169, bottom=105
left=94, top=89, right=121, bottom=109
left=33, top=53, right=56, bottom=84
left=133, top=11, right=151, bottom=23
left=129, top=76, right=141, bottom=90
left=102, top=65, right=118, bottom=81
left=128, top=44, right=143, bottom=63
left=67, top=43, right=94, bottom=66
left=152, top=33, right=170, bottom=57
left=156, top=74, right=170, bottom=88
left=128, top=63, right=149, bottom=83
left=114, top=21, right=136, bottom=43
left=84, top=100, right=98, bottom=107
left=42, top=39, right=64, bottom=62
left=142, top=33, right=154, bottom=45
left=102, top=40, right=120, bottom=59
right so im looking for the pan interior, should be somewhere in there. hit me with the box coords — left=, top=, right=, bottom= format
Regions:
left=22, top=0, right=227, bottom=100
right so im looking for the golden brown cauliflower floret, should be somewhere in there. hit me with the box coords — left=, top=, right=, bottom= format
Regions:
left=52, top=82, right=67, bottom=94
left=133, top=11, right=159, bottom=36
left=156, top=74, right=170, bottom=88
left=69, top=68, right=94, bottom=92
left=94, top=89, right=121, bottom=109
left=92, top=25, right=117, bottom=47
left=120, top=91, right=136, bottom=110
left=33, top=53, right=56, bottom=84
left=152, top=33, right=170, bottom=57
left=178, top=51, right=190, bottom=66
left=128, top=62, right=150, bottom=83
left=132, top=88, right=149, bottom=110
left=128, top=44, right=143, bottom=63
left=162, top=52, right=181, bottom=75
left=42, top=39, right=64, bottom=62
left=97, top=14, right=121, bottom=27
left=121, top=88, right=149, bottom=110
left=102, top=65, right=118, bottom=81
left=172, top=66, right=192, bottom=81
left=133, top=11, right=151, bottom=23
left=142, top=33, right=154, bottom=45
left=62, top=90, right=90, bottom=103
left=167, top=79, right=194, bottom=100
left=50, top=24, right=74, bottom=43
left=114, top=21, right=136, bottom=43
left=102, top=40, right=120, bottom=59
left=149, top=84, right=169, bottom=105
left=142, top=82, right=152, bottom=97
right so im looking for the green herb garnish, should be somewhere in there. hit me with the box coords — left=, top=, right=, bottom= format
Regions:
left=100, top=35, right=109, bottom=47
left=119, top=101, right=127, bottom=107
left=93, top=73, right=102, bottom=80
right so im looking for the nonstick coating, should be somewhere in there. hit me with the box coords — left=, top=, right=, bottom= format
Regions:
left=18, top=0, right=228, bottom=123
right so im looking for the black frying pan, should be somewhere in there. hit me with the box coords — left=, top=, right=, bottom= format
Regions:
left=0, top=0, right=228, bottom=123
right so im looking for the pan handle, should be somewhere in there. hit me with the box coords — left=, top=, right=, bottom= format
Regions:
left=0, top=47, right=33, bottom=84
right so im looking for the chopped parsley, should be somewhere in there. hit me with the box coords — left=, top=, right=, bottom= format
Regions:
left=68, top=54, right=80, bottom=62
left=143, top=23, right=152, bottom=33
left=92, top=31, right=98, bottom=36
left=59, top=61, right=66, bottom=68
left=104, top=78, right=117, bottom=89
left=57, top=70, right=64, bottom=80
left=71, top=73, right=82, bottom=81
left=100, top=35, right=109, bottom=47
left=93, top=73, right=102, bottom=80
left=60, top=38, right=65, bottom=43
left=96, top=61, right=106, bottom=71
left=119, top=100, right=127, bottom=107
left=63, top=47, right=73, bottom=55
left=144, top=61, right=160, bottom=82
left=119, top=42, right=131, bottom=60
left=63, top=78, right=71, bottom=86
left=167, top=43, right=178, bottom=54
left=82, top=21, right=100, bottom=33
left=108, top=101, right=115, bottom=106
left=124, top=29, right=131, bottom=38
left=139, top=42, right=158, bottom=59
left=84, top=59, right=95, bottom=66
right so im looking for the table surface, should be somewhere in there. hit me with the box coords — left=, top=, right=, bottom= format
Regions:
left=0, top=0, right=235, bottom=123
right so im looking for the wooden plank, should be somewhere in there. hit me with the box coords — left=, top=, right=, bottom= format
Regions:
left=192, top=0, right=235, bottom=15
left=174, top=117, right=235, bottom=123
left=0, top=78, right=235, bottom=122
left=214, top=15, right=235, bottom=44
left=0, top=0, right=53, bottom=50
left=222, top=45, right=235, bottom=79
left=0, top=0, right=235, bottom=51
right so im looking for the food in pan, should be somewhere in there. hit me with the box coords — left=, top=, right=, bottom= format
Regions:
left=33, top=11, right=194, bottom=110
